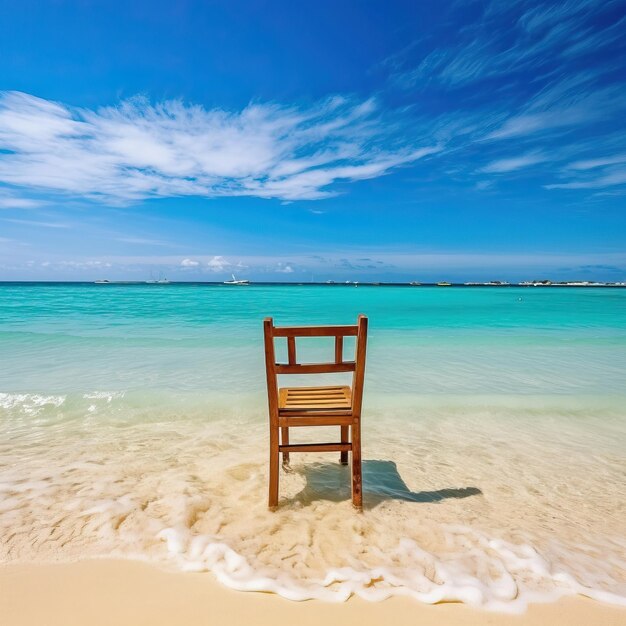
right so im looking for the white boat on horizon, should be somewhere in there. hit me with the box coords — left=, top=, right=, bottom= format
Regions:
left=224, top=274, right=250, bottom=285
left=146, top=272, right=170, bottom=284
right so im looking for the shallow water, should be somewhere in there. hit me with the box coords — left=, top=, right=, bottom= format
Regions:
left=1, top=284, right=625, bottom=612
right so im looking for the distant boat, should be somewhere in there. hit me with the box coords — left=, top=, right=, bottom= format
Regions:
left=437, top=281, right=452, bottom=286
left=94, top=279, right=110, bottom=284
left=146, top=272, right=170, bottom=284
left=224, top=274, right=250, bottom=285
left=409, top=281, right=421, bottom=286
left=519, top=280, right=552, bottom=286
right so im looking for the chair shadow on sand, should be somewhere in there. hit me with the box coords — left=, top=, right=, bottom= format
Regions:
left=290, top=459, right=482, bottom=509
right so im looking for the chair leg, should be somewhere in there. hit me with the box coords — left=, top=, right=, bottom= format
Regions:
left=340, top=425, right=349, bottom=465
left=269, top=427, right=279, bottom=509
left=281, top=427, right=290, bottom=467
left=351, top=419, right=362, bottom=509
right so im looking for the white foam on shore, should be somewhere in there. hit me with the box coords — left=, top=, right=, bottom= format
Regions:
left=153, top=526, right=626, bottom=612
left=1, top=391, right=625, bottom=613
left=83, top=391, right=125, bottom=402
left=0, top=392, right=65, bottom=414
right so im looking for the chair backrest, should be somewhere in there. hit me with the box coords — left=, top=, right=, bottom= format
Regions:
left=263, top=314, right=368, bottom=414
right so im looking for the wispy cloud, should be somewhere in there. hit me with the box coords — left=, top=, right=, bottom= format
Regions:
left=481, top=153, right=548, bottom=173
left=546, top=153, right=626, bottom=189
left=2, top=217, right=70, bottom=228
left=568, top=154, right=626, bottom=170
left=381, top=0, right=626, bottom=192
left=0, top=91, right=439, bottom=203
left=0, top=188, right=44, bottom=209
left=482, top=76, right=623, bottom=141
left=394, top=0, right=623, bottom=89
left=0, top=197, right=43, bottom=209
left=546, top=167, right=626, bottom=190
left=115, top=236, right=172, bottom=246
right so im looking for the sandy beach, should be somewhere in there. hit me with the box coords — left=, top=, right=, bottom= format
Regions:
left=2, top=559, right=626, bottom=626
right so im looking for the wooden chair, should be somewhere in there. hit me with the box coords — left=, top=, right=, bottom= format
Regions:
left=263, top=315, right=368, bottom=509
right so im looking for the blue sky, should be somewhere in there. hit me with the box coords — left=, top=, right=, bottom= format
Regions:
left=0, top=0, right=625, bottom=281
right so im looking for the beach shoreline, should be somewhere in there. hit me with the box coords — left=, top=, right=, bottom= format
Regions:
left=2, top=559, right=625, bottom=626
left=2, top=286, right=625, bottom=617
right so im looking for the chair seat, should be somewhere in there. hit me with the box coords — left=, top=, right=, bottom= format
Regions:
left=278, top=385, right=352, bottom=412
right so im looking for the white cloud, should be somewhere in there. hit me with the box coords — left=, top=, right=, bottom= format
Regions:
left=2, top=217, right=70, bottom=228
left=180, top=258, right=200, bottom=268
left=206, top=255, right=231, bottom=272
left=568, top=154, right=626, bottom=170
left=481, top=153, right=548, bottom=173
left=546, top=168, right=626, bottom=189
left=483, top=112, right=577, bottom=140
left=56, top=260, right=112, bottom=269
left=0, top=197, right=42, bottom=209
left=481, top=75, right=618, bottom=141
left=474, top=180, right=492, bottom=191
left=0, top=91, right=438, bottom=203
left=276, top=264, right=294, bottom=273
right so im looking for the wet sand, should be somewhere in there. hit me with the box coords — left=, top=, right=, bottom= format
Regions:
left=1, top=559, right=625, bottom=626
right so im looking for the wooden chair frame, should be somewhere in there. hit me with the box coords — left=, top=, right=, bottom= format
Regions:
left=263, top=314, right=368, bottom=509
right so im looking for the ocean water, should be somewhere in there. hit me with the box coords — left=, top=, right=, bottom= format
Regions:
left=1, top=283, right=625, bottom=612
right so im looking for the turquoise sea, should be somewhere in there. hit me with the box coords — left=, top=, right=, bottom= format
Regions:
left=1, top=283, right=625, bottom=612
left=1, top=283, right=625, bottom=395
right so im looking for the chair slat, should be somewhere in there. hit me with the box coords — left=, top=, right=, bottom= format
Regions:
left=273, top=325, right=358, bottom=337
left=335, top=336, right=343, bottom=363
left=287, top=336, right=296, bottom=365
left=284, top=394, right=345, bottom=400
left=279, top=442, right=351, bottom=453
left=284, top=385, right=345, bottom=392
left=278, top=415, right=354, bottom=427
left=280, top=408, right=352, bottom=414
left=275, top=362, right=355, bottom=374
left=286, top=400, right=348, bottom=407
